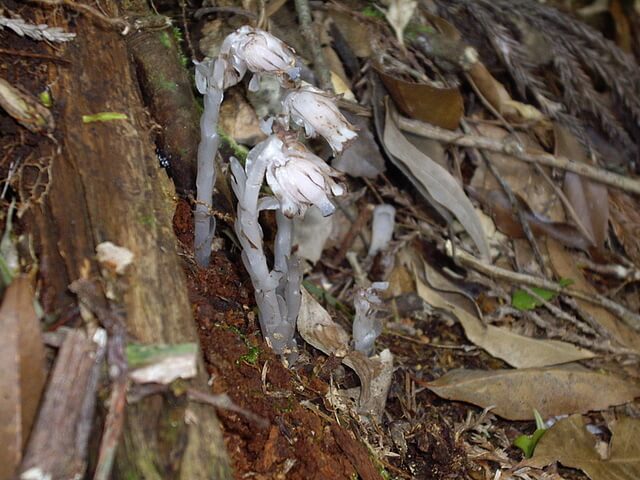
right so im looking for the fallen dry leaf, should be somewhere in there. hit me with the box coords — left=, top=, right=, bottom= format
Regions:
left=555, top=124, right=607, bottom=250
left=547, top=238, right=640, bottom=353
left=524, top=414, right=640, bottom=480
left=467, top=62, right=544, bottom=122
left=609, top=190, right=640, bottom=266
left=427, top=366, right=640, bottom=420
left=413, top=259, right=595, bottom=368
left=298, top=289, right=390, bottom=416
left=468, top=187, right=593, bottom=252
left=377, top=67, right=463, bottom=129
left=383, top=103, right=490, bottom=261
left=0, top=276, right=47, bottom=478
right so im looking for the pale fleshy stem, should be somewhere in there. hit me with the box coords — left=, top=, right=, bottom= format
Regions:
left=194, top=87, right=223, bottom=267
left=230, top=139, right=297, bottom=355
left=275, top=210, right=301, bottom=348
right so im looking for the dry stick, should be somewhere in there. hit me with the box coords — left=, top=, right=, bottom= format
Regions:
left=460, top=119, right=549, bottom=277
left=446, top=242, right=640, bottom=332
left=521, top=286, right=596, bottom=336
left=397, top=115, right=640, bottom=195
left=187, top=389, right=269, bottom=429
left=525, top=309, right=635, bottom=356
left=464, top=72, right=596, bottom=245
left=293, top=0, right=332, bottom=91
left=29, top=0, right=128, bottom=31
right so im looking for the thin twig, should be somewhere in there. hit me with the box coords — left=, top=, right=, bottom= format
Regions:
left=294, top=0, right=332, bottom=91
left=446, top=242, right=640, bottom=332
left=461, top=119, right=549, bottom=276
left=28, top=0, right=128, bottom=32
left=397, top=114, right=640, bottom=195
left=187, top=389, right=269, bottom=429
left=0, top=47, right=70, bottom=63
left=464, top=72, right=596, bottom=245
left=525, top=309, right=634, bottom=356
left=521, top=286, right=595, bottom=336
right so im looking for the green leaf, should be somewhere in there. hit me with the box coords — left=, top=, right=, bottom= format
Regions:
left=514, top=408, right=547, bottom=458
left=361, top=5, right=385, bottom=19
left=39, top=90, right=52, bottom=108
left=514, top=428, right=547, bottom=458
left=82, top=112, right=128, bottom=123
left=126, top=342, right=197, bottom=368
left=512, top=279, right=574, bottom=311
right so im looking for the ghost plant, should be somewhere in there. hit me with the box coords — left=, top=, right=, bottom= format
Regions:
left=194, top=26, right=299, bottom=267
left=197, top=26, right=358, bottom=356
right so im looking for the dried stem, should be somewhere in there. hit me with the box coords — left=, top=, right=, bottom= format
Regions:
left=397, top=114, right=640, bottom=195
left=294, top=0, right=332, bottom=91
left=460, top=119, right=549, bottom=277
left=446, top=242, right=640, bottom=332
left=28, top=0, right=128, bottom=31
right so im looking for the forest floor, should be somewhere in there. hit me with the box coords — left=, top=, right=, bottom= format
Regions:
left=2, top=0, right=640, bottom=479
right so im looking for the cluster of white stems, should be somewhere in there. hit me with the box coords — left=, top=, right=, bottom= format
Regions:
left=195, top=26, right=357, bottom=355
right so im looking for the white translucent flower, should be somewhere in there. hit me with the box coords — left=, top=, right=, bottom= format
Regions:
left=265, top=139, right=344, bottom=218
left=194, top=57, right=241, bottom=92
left=220, top=26, right=299, bottom=82
left=281, top=85, right=357, bottom=153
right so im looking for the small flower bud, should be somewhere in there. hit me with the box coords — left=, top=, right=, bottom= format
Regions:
left=264, top=138, right=345, bottom=218
left=282, top=85, right=357, bottom=153
left=221, top=26, right=299, bottom=81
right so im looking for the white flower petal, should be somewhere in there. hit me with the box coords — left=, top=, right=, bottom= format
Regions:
left=282, top=86, right=357, bottom=153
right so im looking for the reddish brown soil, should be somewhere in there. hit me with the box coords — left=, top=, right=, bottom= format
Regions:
left=175, top=199, right=384, bottom=480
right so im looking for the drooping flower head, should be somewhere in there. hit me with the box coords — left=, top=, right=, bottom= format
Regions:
left=264, top=137, right=345, bottom=218
left=281, top=85, right=357, bottom=154
left=220, top=26, right=299, bottom=89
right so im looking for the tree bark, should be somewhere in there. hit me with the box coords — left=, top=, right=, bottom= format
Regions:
left=27, top=2, right=232, bottom=478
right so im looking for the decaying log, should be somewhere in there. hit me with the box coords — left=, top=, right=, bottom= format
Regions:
left=124, top=0, right=201, bottom=195
left=24, top=1, right=232, bottom=478
left=19, top=329, right=105, bottom=479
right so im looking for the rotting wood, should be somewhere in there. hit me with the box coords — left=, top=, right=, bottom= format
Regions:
left=19, top=329, right=106, bottom=480
left=24, top=1, right=232, bottom=478
left=124, top=0, right=201, bottom=195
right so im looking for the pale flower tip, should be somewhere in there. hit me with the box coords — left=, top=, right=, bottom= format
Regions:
left=221, top=26, right=297, bottom=80
left=317, top=200, right=336, bottom=217
left=282, top=86, right=358, bottom=154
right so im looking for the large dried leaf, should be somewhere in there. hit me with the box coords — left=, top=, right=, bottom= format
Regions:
left=467, top=62, right=544, bottom=121
left=383, top=104, right=490, bottom=260
left=547, top=238, right=640, bottom=352
left=427, top=367, right=640, bottom=420
left=377, top=68, right=463, bottom=129
left=468, top=187, right=592, bottom=251
left=555, top=125, right=607, bottom=250
left=525, top=414, right=640, bottom=480
left=412, top=259, right=594, bottom=368
left=0, top=276, right=47, bottom=478
left=609, top=190, right=640, bottom=266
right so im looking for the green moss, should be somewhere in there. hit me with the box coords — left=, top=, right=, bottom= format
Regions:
left=159, top=31, right=172, bottom=49
left=150, top=72, right=178, bottom=92
left=139, top=214, right=156, bottom=227
left=361, top=5, right=385, bottom=19
left=218, top=128, right=249, bottom=162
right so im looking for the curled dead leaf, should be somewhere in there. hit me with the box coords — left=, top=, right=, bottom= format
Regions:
left=428, top=366, right=640, bottom=420
left=377, top=66, right=463, bottom=130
